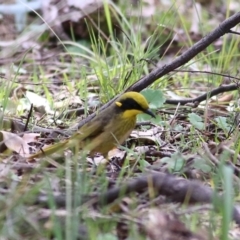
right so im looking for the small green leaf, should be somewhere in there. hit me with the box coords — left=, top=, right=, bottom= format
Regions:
left=215, top=116, right=230, bottom=132
left=137, top=113, right=161, bottom=122
left=174, top=124, right=184, bottom=131
left=193, top=160, right=212, bottom=173
left=66, top=40, right=92, bottom=54
left=161, top=152, right=185, bottom=172
left=188, top=113, right=204, bottom=130
left=141, top=89, right=165, bottom=109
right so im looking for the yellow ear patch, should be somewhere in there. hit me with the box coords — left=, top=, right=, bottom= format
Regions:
left=115, top=101, right=122, bottom=107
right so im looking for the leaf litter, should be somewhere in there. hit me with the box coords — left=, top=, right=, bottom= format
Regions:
left=0, top=0, right=240, bottom=239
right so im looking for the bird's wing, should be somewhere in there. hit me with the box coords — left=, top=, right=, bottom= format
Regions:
left=27, top=140, right=69, bottom=160
left=70, top=117, right=105, bottom=142
left=28, top=111, right=110, bottom=160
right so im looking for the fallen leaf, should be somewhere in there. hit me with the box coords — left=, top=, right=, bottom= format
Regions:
left=0, top=131, right=32, bottom=157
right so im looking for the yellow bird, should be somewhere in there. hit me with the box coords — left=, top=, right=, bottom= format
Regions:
left=29, top=91, right=155, bottom=159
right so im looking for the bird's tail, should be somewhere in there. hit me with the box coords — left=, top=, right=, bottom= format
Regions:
left=27, top=140, right=69, bottom=160
left=27, top=131, right=89, bottom=161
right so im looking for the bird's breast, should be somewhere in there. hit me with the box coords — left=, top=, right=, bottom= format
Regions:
left=85, top=116, right=137, bottom=157
left=108, top=116, right=136, bottom=144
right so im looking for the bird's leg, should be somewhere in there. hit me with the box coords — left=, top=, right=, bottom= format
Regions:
left=89, top=155, right=98, bottom=175
left=109, top=158, right=121, bottom=171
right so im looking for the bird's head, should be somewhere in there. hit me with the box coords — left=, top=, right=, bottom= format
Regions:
left=115, top=92, right=156, bottom=119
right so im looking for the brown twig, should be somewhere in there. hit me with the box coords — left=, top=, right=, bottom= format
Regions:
left=95, top=172, right=240, bottom=225
left=165, top=84, right=239, bottom=105
left=174, top=69, right=240, bottom=82
left=24, top=104, right=33, bottom=132
left=203, top=142, right=240, bottom=177
left=228, top=29, right=240, bottom=36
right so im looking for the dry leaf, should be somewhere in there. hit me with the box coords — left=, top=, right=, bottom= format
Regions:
left=0, top=131, right=32, bottom=157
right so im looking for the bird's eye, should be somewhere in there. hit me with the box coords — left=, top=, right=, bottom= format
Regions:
left=132, top=101, right=141, bottom=110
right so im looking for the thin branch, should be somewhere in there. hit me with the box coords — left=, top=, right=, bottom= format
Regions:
left=24, top=104, right=33, bottom=131
left=165, top=83, right=239, bottom=105
left=228, top=29, right=240, bottom=36
left=174, top=69, right=240, bottom=82
left=127, top=12, right=240, bottom=92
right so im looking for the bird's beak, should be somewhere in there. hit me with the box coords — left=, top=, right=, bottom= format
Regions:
left=144, top=109, right=156, bottom=118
